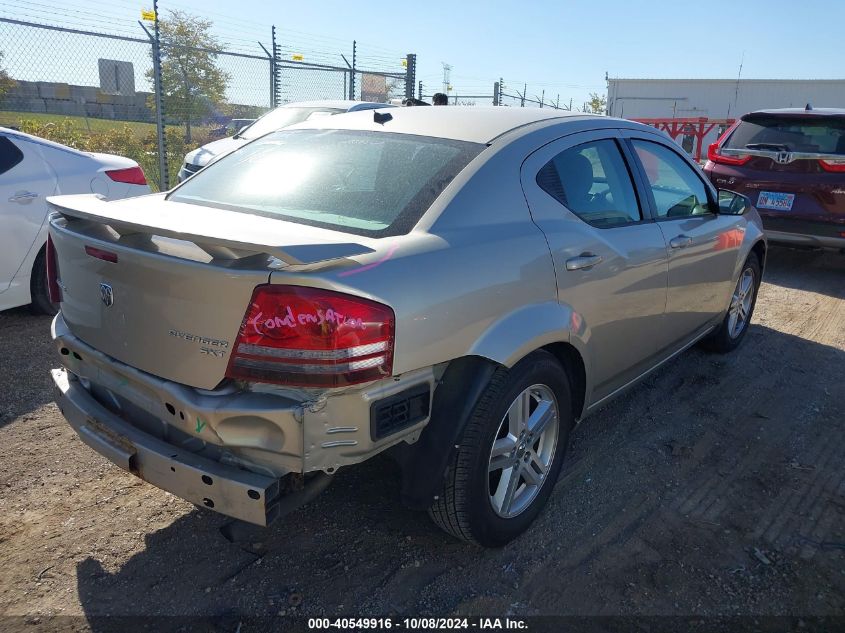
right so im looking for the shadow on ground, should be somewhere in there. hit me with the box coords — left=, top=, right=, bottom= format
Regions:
left=0, top=308, right=55, bottom=427
left=763, top=246, right=845, bottom=299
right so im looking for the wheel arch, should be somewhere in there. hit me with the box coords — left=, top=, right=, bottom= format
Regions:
left=397, top=339, right=588, bottom=511
left=540, top=341, right=587, bottom=422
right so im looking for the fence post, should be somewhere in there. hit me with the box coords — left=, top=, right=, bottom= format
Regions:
left=404, top=54, right=416, bottom=100
left=139, top=0, right=168, bottom=190
left=271, top=26, right=281, bottom=107
left=350, top=40, right=356, bottom=100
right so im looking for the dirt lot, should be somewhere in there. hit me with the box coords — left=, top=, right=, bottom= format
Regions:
left=0, top=246, right=843, bottom=623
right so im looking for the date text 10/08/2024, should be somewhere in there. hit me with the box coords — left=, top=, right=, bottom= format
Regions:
left=307, top=618, right=529, bottom=630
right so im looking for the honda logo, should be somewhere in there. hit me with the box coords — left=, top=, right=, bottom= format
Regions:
left=776, top=151, right=793, bottom=164
left=99, top=283, right=114, bottom=307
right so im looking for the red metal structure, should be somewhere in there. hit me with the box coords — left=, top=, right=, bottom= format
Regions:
left=633, top=117, right=736, bottom=162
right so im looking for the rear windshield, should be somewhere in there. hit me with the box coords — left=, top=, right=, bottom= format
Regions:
left=725, top=115, right=845, bottom=155
left=168, top=129, right=484, bottom=237
left=239, top=107, right=344, bottom=140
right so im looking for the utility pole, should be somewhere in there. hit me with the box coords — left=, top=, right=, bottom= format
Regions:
left=521, top=83, right=526, bottom=107
left=493, top=81, right=500, bottom=106
left=418, top=81, right=423, bottom=100
left=441, top=62, right=451, bottom=94
left=404, top=54, right=416, bottom=100
left=139, top=0, right=167, bottom=190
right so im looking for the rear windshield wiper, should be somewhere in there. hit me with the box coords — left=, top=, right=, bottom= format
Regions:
left=745, top=143, right=790, bottom=152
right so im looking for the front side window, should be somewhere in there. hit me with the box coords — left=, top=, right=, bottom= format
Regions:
left=536, top=139, right=641, bottom=227
left=632, top=140, right=711, bottom=218
left=169, top=129, right=484, bottom=237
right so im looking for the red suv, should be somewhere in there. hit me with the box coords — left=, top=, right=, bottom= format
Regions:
left=704, top=107, right=845, bottom=250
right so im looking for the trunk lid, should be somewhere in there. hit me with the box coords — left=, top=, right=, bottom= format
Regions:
left=48, top=194, right=376, bottom=390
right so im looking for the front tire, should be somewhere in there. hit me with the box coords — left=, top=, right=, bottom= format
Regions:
left=428, top=351, right=573, bottom=546
left=704, top=253, right=761, bottom=353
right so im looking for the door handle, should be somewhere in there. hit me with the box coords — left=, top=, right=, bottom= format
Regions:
left=8, top=191, right=39, bottom=204
left=565, top=253, right=603, bottom=271
left=669, top=235, right=693, bottom=249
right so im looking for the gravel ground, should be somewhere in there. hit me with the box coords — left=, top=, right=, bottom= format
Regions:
left=0, top=246, right=843, bottom=623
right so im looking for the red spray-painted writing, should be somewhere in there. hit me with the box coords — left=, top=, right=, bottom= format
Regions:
left=249, top=305, right=365, bottom=335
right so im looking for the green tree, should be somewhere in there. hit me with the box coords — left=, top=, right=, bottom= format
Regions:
left=585, top=92, right=607, bottom=115
left=0, top=51, right=15, bottom=100
left=147, top=10, right=230, bottom=143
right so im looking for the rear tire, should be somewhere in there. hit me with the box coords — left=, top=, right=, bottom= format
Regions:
left=428, top=351, right=573, bottom=546
left=703, top=253, right=760, bottom=353
left=29, top=248, right=57, bottom=316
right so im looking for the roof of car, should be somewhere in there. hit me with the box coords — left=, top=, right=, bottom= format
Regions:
left=287, top=106, right=598, bottom=144
left=745, top=107, right=845, bottom=118
left=280, top=100, right=392, bottom=111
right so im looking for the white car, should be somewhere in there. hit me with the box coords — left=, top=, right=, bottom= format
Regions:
left=0, top=127, right=150, bottom=314
left=178, top=100, right=395, bottom=182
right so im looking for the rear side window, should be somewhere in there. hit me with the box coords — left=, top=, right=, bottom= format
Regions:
left=169, top=129, right=484, bottom=237
left=0, top=137, right=24, bottom=176
left=536, top=139, right=641, bottom=227
left=632, top=140, right=711, bottom=219
left=725, top=115, right=845, bottom=154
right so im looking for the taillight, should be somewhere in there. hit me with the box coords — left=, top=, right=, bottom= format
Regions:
left=707, top=121, right=750, bottom=166
left=105, top=166, right=147, bottom=185
left=226, top=285, right=395, bottom=388
left=46, top=235, right=62, bottom=304
left=707, top=142, right=751, bottom=166
left=819, top=159, right=845, bottom=173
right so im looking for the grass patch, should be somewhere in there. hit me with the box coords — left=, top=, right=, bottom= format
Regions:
left=0, top=110, right=192, bottom=136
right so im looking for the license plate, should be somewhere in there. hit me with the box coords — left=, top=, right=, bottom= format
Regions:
left=757, top=191, right=795, bottom=211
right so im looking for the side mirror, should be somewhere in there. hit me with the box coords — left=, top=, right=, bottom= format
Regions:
left=717, top=189, right=751, bottom=215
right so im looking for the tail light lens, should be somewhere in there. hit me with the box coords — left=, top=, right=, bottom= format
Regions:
left=105, top=166, right=147, bottom=185
left=226, top=285, right=395, bottom=388
left=707, top=142, right=751, bottom=166
left=819, top=159, right=845, bottom=173
left=46, top=234, right=62, bottom=304
left=707, top=121, right=750, bottom=166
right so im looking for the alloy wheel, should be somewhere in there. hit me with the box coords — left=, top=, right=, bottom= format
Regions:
left=488, top=384, right=560, bottom=518
left=728, top=267, right=755, bottom=339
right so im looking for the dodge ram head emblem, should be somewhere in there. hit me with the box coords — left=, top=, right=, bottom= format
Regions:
left=99, top=283, right=114, bottom=307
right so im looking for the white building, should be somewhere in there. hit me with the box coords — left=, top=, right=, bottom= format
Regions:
left=606, top=78, right=845, bottom=153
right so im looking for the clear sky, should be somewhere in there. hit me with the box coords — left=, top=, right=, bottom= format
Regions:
left=3, top=0, right=844, bottom=109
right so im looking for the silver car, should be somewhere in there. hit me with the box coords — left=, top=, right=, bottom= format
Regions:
left=47, top=107, right=765, bottom=546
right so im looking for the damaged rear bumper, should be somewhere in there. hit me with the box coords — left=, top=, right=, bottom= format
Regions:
left=52, top=367, right=284, bottom=525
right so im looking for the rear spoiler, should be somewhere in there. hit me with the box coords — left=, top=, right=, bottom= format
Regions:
left=47, top=194, right=375, bottom=266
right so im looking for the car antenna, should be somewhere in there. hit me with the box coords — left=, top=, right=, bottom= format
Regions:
left=373, top=111, right=393, bottom=125
left=805, top=103, right=813, bottom=111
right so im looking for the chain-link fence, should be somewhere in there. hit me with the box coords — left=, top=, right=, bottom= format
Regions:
left=0, top=15, right=416, bottom=190
left=0, top=9, right=596, bottom=192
